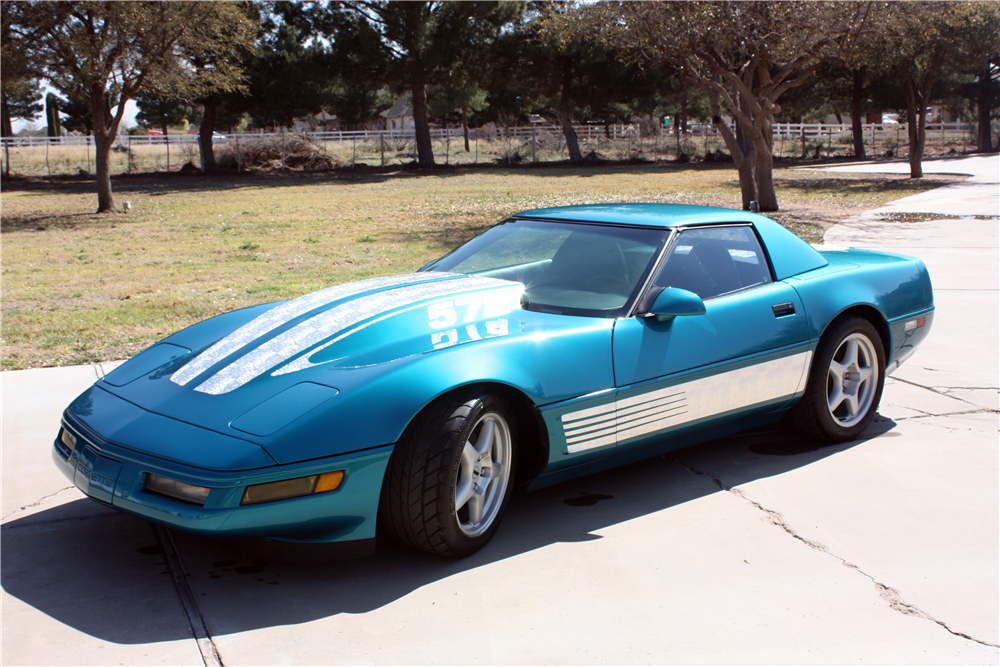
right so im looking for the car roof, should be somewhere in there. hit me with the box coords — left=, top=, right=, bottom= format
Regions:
left=512, top=203, right=764, bottom=228
left=512, top=202, right=829, bottom=280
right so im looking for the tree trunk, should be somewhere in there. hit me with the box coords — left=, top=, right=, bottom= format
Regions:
left=559, top=86, right=583, bottom=162
left=975, top=67, right=994, bottom=153
left=93, top=129, right=115, bottom=212
left=462, top=105, right=470, bottom=152
left=851, top=68, right=866, bottom=158
left=411, top=83, right=435, bottom=167
left=198, top=102, right=218, bottom=172
left=753, top=116, right=778, bottom=212
left=753, top=134, right=778, bottom=212
left=901, top=75, right=929, bottom=178
left=91, top=92, right=116, bottom=213
left=1, top=94, right=12, bottom=138
left=710, top=90, right=756, bottom=210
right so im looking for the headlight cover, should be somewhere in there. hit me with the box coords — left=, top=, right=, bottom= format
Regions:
left=145, top=474, right=212, bottom=506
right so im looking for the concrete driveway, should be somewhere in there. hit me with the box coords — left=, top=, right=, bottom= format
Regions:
left=3, top=156, right=998, bottom=665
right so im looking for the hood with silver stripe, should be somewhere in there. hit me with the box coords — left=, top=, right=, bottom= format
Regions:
left=169, top=273, right=517, bottom=396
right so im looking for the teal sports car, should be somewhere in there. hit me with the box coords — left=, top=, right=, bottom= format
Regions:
left=54, top=204, right=934, bottom=558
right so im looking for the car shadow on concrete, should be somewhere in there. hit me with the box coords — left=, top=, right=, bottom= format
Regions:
left=1, top=418, right=895, bottom=645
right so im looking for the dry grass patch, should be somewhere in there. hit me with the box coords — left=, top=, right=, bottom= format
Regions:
left=1, top=163, right=962, bottom=369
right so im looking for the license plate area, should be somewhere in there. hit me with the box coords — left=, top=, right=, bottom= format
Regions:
left=74, top=446, right=123, bottom=504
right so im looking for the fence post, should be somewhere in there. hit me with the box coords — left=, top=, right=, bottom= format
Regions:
left=87, top=136, right=91, bottom=174
left=381, top=132, right=385, bottom=167
left=45, top=138, right=51, bottom=178
left=128, top=135, right=132, bottom=173
left=236, top=135, right=241, bottom=174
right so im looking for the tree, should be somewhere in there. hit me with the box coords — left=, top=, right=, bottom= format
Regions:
left=952, top=3, right=1000, bottom=153
left=865, top=2, right=996, bottom=176
left=45, top=92, right=61, bottom=137
left=326, top=1, right=523, bottom=167
left=532, top=3, right=648, bottom=161
left=429, top=76, right=488, bottom=152
left=1, top=4, right=43, bottom=139
left=7, top=1, right=256, bottom=212
left=1, top=79, right=43, bottom=138
left=578, top=1, right=873, bottom=211
left=54, top=92, right=92, bottom=135
left=135, top=93, right=192, bottom=137
left=241, top=19, right=336, bottom=130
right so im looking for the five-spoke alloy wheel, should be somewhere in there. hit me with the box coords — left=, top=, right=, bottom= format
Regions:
left=826, top=332, right=879, bottom=429
left=789, top=316, right=886, bottom=442
left=454, top=410, right=512, bottom=538
left=380, top=390, right=517, bottom=557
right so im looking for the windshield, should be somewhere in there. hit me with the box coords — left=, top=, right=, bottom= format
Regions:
left=422, top=218, right=669, bottom=317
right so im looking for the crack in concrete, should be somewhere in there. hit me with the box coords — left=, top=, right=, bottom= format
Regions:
left=889, top=376, right=984, bottom=407
left=666, top=455, right=1000, bottom=650
left=938, top=386, right=1000, bottom=391
left=897, top=408, right=998, bottom=421
left=2, top=486, right=76, bottom=522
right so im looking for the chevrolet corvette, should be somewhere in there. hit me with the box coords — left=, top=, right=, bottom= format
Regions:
left=54, top=204, right=934, bottom=558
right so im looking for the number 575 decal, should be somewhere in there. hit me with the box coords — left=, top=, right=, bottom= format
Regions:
left=427, top=289, right=519, bottom=330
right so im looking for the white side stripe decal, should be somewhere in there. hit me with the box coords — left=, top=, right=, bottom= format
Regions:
left=562, top=351, right=812, bottom=453
left=171, top=272, right=452, bottom=387
left=193, top=276, right=517, bottom=395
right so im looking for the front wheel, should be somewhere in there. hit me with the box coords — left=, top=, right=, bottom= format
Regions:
left=380, top=390, right=516, bottom=557
left=789, top=316, right=885, bottom=442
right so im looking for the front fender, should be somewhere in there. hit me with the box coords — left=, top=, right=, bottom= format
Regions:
left=255, top=312, right=615, bottom=464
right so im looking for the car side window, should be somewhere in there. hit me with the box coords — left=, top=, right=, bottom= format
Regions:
left=653, top=226, right=772, bottom=300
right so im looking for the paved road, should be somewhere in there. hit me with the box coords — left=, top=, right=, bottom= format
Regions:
left=3, top=156, right=998, bottom=665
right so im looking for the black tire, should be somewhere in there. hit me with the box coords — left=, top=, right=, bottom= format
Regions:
left=789, top=316, right=885, bottom=442
left=379, top=390, right=517, bottom=558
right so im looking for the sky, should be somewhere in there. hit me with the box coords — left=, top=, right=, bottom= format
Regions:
left=12, top=88, right=138, bottom=134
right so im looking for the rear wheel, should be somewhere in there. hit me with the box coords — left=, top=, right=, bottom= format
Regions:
left=789, top=316, right=885, bottom=442
left=380, top=390, right=516, bottom=557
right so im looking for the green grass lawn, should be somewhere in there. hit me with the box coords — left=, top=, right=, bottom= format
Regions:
left=0, top=162, right=961, bottom=370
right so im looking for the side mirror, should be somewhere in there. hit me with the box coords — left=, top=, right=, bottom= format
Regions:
left=643, top=287, right=706, bottom=321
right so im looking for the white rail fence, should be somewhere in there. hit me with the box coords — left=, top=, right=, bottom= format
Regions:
left=0, top=122, right=978, bottom=176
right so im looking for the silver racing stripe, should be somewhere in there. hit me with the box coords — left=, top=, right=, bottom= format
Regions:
left=171, top=272, right=453, bottom=387
left=561, top=351, right=812, bottom=452
left=193, top=276, right=517, bottom=395
left=272, top=285, right=518, bottom=376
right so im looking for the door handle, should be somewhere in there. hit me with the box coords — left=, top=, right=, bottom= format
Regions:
left=771, top=302, right=795, bottom=317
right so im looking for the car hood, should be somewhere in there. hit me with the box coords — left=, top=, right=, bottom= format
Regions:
left=91, top=272, right=535, bottom=456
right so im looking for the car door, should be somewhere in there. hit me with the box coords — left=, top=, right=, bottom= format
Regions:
left=611, top=225, right=812, bottom=448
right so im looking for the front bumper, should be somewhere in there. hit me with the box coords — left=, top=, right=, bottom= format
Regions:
left=54, top=411, right=393, bottom=546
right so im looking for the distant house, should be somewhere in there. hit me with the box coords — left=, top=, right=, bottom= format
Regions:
left=291, top=111, right=341, bottom=133
left=381, top=96, right=414, bottom=133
